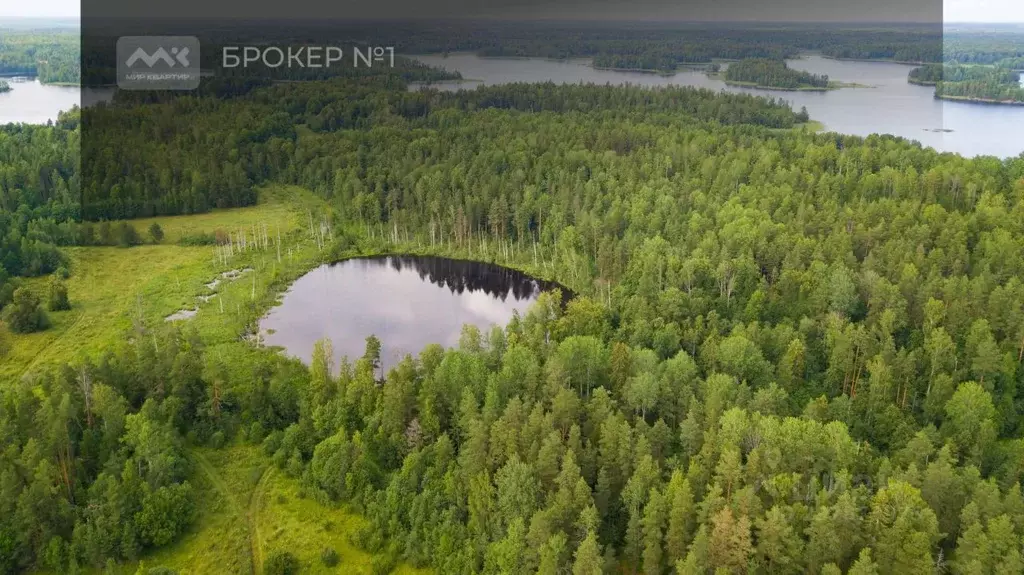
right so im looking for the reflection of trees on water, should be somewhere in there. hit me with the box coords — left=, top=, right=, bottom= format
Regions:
left=351, top=255, right=571, bottom=303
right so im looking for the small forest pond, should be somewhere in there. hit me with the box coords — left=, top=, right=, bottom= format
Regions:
left=259, top=255, right=570, bottom=369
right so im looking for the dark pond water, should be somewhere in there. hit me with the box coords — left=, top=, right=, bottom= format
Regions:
left=409, top=53, right=1024, bottom=159
left=259, top=255, right=569, bottom=368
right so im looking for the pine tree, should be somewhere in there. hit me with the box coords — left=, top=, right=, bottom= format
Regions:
left=755, top=505, right=802, bottom=572
left=664, top=470, right=696, bottom=565
left=708, top=507, right=752, bottom=573
left=641, top=488, right=667, bottom=575
left=848, top=548, right=880, bottom=575
left=572, top=531, right=603, bottom=575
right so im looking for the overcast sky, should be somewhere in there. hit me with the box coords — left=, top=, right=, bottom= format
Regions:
left=1, top=0, right=1022, bottom=23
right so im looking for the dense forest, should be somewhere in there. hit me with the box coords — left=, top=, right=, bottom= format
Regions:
left=910, top=64, right=1020, bottom=85
left=934, top=76, right=1024, bottom=104
left=942, top=30, right=1024, bottom=66
left=0, top=30, right=79, bottom=84
left=998, top=57, right=1024, bottom=70
left=3, top=61, right=1024, bottom=575
left=723, top=59, right=830, bottom=90
left=236, top=80, right=1024, bottom=575
left=908, top=64, right=1024, bottom=103
left=0, top=117, right=79, bottom=319
left=0, top=326, right=231, bottom=573
left=381, top=23, right=947, bottom=67
left=80, top=81, right=805, bottom=220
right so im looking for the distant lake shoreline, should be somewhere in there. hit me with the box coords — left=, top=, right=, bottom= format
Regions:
left=0, top=77, right=112, bottom=125
left=4, top=55, right=1022, bottom=157
left=935, top=94, right=1024, bottom=106
left=410, top=53, right=1024, bottom=158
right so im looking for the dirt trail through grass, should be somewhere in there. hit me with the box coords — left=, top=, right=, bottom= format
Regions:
left=193, top=449, right=268, bottom=575
left=248, top=466, right=275, bottom=574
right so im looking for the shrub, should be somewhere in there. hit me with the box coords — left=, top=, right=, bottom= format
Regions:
left=97, top=221, right=112, bottom=244
left=135, top=482, right=196, bottom=547
left=47, top=278, right=71, bottom=311
left=272, top=447, right=288, bottom=469
left=116, top=222, right=142, bottom=247
left=55, top=266, right=70, bottom=279
left=263, top=430, right=283, bottom=457
left=209, top=430, right=225, bottom=448
left=0, top=280, right=13, bottom=309
left=77, top=222, right=95, bottom=245
left=263, top=550, right=299, bottom=575
left=286, top=450, right=304, bottom=477
left=178, top=232, right=218, bottom=246
left=370, top=553, right=396, bottom=575
left=0, top=322, right=10, bottom=358
left=249, top=421, right=266, bottom=443
left=2, top=288, right=49, bottom=333
left=320, top=547, right=339, bottom=567
left=149, top=222, right=165, bottom=243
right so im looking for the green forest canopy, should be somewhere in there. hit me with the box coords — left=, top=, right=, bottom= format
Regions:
left=724, top=58, right=830, bottom=89
left=0, top=30, right=79, bottom=84
left=3, top=55, right=1024, bottom=575
left=909, top=64, right=1024, bottom=103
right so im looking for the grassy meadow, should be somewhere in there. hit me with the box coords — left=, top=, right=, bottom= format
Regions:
left=120, top=445, right=429, bottom=575
left=2, top=186, right=310, bottom=380
left=4, top=185, right=431, bottom=574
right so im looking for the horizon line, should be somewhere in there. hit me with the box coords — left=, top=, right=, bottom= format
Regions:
left=2, top=16, right=1023, bottom=25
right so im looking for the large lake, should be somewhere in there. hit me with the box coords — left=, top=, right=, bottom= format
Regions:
left=4, top=55, right=1020, bottom=157
left=0, top=77, right=113, bottom=124
left=410, top=53, right=1024, bottom=159
left=259, top=255, right=568, bottom=369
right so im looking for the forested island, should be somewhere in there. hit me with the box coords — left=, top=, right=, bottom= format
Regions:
left=722, top=58, right=832, bottom=90
left=909, top=63, right=1024, bottom=104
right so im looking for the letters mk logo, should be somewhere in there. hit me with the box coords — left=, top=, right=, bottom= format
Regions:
left=117, top=36, right=200, bottom=90
left=125, top=46, right=191, bottom=68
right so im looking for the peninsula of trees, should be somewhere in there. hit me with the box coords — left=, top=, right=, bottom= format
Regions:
left=909, top=63, right=1024, bottom=104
